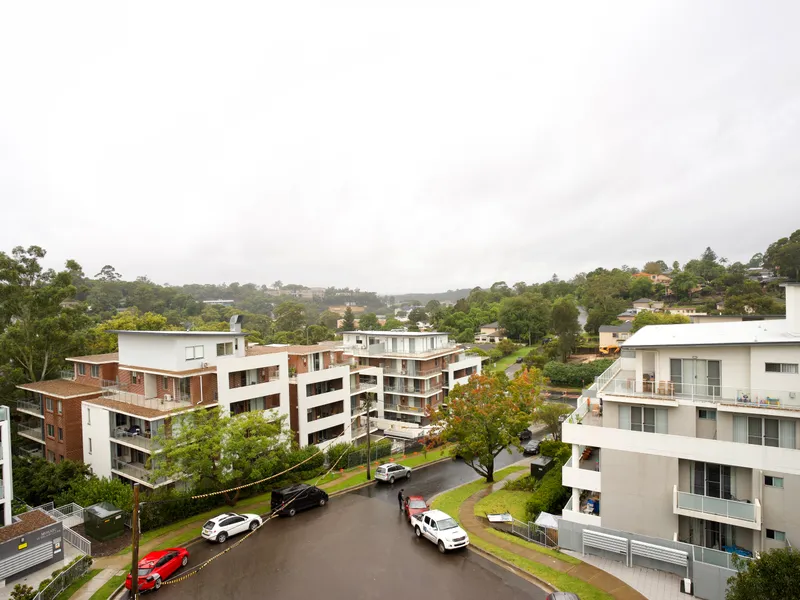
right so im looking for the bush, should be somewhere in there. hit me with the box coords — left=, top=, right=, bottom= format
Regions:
left=345, top=439, right=393, bottom=467
left=325, top=442, right=354, bottom=468
left=10, top=584, right=34, bottom=600
left=542, top=359, right=614, bottom=388
left=523, top=351, right=548, bottom=369
left=538, top=440, right=570, bottom=462
left=524, top=459, right=570, bottom=521
left=504, top=475, right=539, bottom=492
left=140, top=488, right=223, bottom=532
left=495, top=338, right=517, bottom=357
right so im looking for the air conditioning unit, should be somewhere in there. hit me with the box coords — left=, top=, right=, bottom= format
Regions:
left=164, top=394, right=172, bottom=402
left=201, top=362, right=209, bottom=368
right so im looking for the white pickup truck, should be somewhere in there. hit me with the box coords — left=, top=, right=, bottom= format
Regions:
left=411, top=509, right=470, bottom=553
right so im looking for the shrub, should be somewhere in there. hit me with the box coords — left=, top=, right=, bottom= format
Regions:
left=524, top=459, right=570, bottom=521
left=523, top=351, right=548, bottom=369
left=325, top=442, right=354, bottom=468
left=504, top=475, right=539, bottom=492
left=10, top=584, right=34, bottom=600
left=538, top=440, right=570, bottom=462
left=542, top=359, right=614, bottom=388
left=345, top=439, right=393, bottom=467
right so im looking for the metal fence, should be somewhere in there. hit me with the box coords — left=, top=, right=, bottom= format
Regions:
left=507, top=518, right=558, bottom=548
left=35, top=502, right=92, bottom=555
left=32, top=555, right=92, bottom=600
left=63, top=527, right=92, bottom=556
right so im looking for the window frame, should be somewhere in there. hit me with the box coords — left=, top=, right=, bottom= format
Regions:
left=766, top=529, right=786, bottom=541
left=131, top=372, right=139, bottom=385
left=88, top=438, right=92, bottom=454
left=765, top=362, right=799, bottom=374
left=78, top=363, right=86, bottom=376
left=186, top=345, right=205, bottom=360
left=58, top=427, right=63, bottom=441
left=765, top=475, right=784, bottom=489
left=46, top=397, right=53, bottom=412
left=47, top=424, right=55, bottom=438
left=698, top=409, right=716, bottom=420
left=90, top=364, right=100, bottom=378
left=57, top=399, right=62, bottom=415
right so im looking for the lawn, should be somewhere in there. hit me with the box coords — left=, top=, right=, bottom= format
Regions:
left=473, top=489, right=532, bottom=522
left=431, top=465, right=528, bottom=521
left=483, top=527, right=580, bottom=565
left=89, top=573, right=126, bottom=600
left=487, top=346, right=534, bottom=373
left=59, top=568, right=102, bottom=599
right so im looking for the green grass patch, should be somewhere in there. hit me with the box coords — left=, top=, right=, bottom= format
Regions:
left=89, top=573, right=126, bottom=600
left=483, top=527, right=580, bottom=565
left=470, top=535, right=613, bottom=600
left=431, top=465, right=528, bottom=522
left=487, top=347, right=535, bottom=373
left=473, top=489, right=531, bottom=521
left=324, top=471, right=371, bottom=493
left=58, top=568, right=102, bottom=599
left=396, top=446, right=450, bottom=467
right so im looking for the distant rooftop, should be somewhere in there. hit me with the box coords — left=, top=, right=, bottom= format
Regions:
left=17, top=379, right=102, bottom=399
left=66, top=352, right=119, bottom=364
left=480, top=321, right=500, bottom=328
left=108, top=330, right=247, bottom=337
left=599, top=321, right=633, bottom=333
left=623, top=318, right=796, bottom=348
left=247, top=344, right=340, bottom=357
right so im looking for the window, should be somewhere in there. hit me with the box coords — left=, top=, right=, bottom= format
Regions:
left=234, top=338, right=239, bottom=351
left=90, top=365, right=100, bottom=378
left=737, top=415, right=796, bottom=449
left=46, top=397, right=53, bottom=411
left=766, top=363, right=799, bottom=374
left=88, top=438, right=92, bottom=454
left=47, top=450, right=55, bottom=462
left=58, top=427, right=63, bottom=441
left=620, top=405, right=668, bottom=434
left=57, top=400, right=62, bottom=415
left=47, top=424, right=55, bottom=438
left=767, top=529, right=786, bottom=541
left=216, top=342, right=233, bottom=357
left=185, top=345, right=204, bottom=360
left=78, top=363, right=86, bottom=375
left=131, top=372, right=139, bottom=385
left=698, top=409, right=716, bottom=420
left=163, top=376, right=169, bottom=389
left=765, top=475, right=784, bottom=488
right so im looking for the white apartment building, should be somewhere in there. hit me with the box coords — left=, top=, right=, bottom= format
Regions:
left=562, top=283, right=800, bottom=560
left=0, top=406, right=13, bottom=526
left=340, top=331, right=482, bottom=438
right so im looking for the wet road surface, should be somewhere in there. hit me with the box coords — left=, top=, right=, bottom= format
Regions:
left=152, top=448, right=548, bottom=600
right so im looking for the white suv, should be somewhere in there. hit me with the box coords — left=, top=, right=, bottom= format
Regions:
left=201, top=512, right=262, bottom=543
left=374, top=463, right=412, bottom=483
left=411, top=509, right=470, bottom=552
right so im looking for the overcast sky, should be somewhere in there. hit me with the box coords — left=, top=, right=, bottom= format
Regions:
left=1, top=2, right=799, bottom=294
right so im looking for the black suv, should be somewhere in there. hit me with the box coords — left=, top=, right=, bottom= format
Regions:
left=271, top=484, right=329, bottom=517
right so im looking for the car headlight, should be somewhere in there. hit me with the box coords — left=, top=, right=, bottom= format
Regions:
left=146, top=576, right=154, bottom=581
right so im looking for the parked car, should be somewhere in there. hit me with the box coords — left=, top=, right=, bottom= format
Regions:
left=271, top=483, right=329, bottom=517
left=404, top=495, right=429, bottom=523
left=523, top=440, right=540, bottom=455
left=375, top=463, right=412, bottom=484
left=518, top=428, right=533, bottom=441
left=545, top=593, right=580, bottom=600
left=411, top=509, right=470, bottom=553
left=201, top=512, right=261, bottom=543
left=515, top=356, right=524, bottom=363
left=125, top=548, right=189, bottom=593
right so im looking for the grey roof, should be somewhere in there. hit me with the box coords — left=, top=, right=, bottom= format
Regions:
left=341, top=330, right=445, bottom=337
left=108, top=330, right=247, bottom=337
left=633, top=298, right=653, bottom=303
left=623, top=318, right=796, bottom=347
left=599, top=321, right=633, bottom=333
left=480, top=321, right=500, bottom=328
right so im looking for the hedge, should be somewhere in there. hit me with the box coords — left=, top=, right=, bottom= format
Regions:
left=542, top=359, right=614, bottom=388
left=524, top=457, right=570, bottom=521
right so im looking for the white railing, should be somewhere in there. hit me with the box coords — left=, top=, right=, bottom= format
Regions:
left=19, top=446, right=43, bottom=458
left=62, top=527, right=92, bottom=555
left=112, top=458, right=167, bottom=485
left=384, top=402, right=425, bottom=413
left=104, top=388, right=193, bottom=411
left=16, top=399, right=43, bottom=415
left=112, top=428, right=159, bottom=451
left=595, top=359, right=621, bottom=391
left=343, top=341, right=457, bottom=358
left=674, top=485, right=758, bottom=523
left=18, top=424, right=44, bottom=441
left=60, top=369, right=75, bottom=380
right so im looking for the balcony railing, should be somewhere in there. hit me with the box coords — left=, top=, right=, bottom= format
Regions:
left=19, top=446, right=43, bottom=458
left=349, top=382, right=378, bottom=394
left=60, top=369, right=75, bottom=380
left=384, top=402, right=425, bottom=413
left=112, top=429, right=160, bottom=451
left=18, top=424, right=44, bottom=442
left=673, top=485, right=760, bottom=526
left=343, top=341, right=457, bottom=358
left=103, top=388, right=193, bottom=411
left=16, top=399, right=43, bottom=416
left=112, top=459, right=167, bottom=485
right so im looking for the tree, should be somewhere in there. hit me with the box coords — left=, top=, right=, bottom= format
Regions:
left=382, top=317, right=405, bottom=331
left=726, top=548, right=800, bottom=600
left=86, top=310, right=174, bottom=353
left=357, top=313, right=379, bottom=330
left=341, top=306, right=356, bottom=330
left=764, top=229, right=800, bottom=281
left=747, top=252, right=764, bottom=268
left=274, top=301, right=306, bottom=332
left=305, top=324, right=335, bottom=344
left=498, top=293, right=551, bottom=344
left=272, top=280, right=283, bottom=290
left=551, top=297, right=581, bottom=362
left=723, top=293, right=784, bottom=315
left=584, top=301, right=627, bottom=335
left=629, top=277, right=654, bottom=300
left=670, top=270, right=700, bottom=300
left=0, top=246, right=89, bottom=383
left=407, top=307, right=428, bottom=325
left=643, top=261, right=664, bottom=275
left=430, top=369, right=545, bottom=482
left=534, top=403, right=573, bottom=441
left=95, top=264, right=121, bottom=281
left=631, top=311, right=690, bottom=332
left=495, top=338, right=517, bottom=356
left=318, top=310, right=339, bottom=330
left=701, top=246, right=718, bottom=264
left=12, top=457, right=93, bottom=507
left=155, top=408, right=289, bottom=505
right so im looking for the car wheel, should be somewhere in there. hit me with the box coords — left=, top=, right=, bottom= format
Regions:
left=438, top=541, right=446, bottom=553
left=288, top=508, right=296, bottom=517
left=389, top=476, right=395, bottom=484
left=154, top=577, right=162, bottom=590
left=319, top=498, right=327, bottom=507
left=249, top=520, right=259, bottom=532
left=181, top=555, right=188, bottom=567
left=415, top=526, right=422, bottom=538
left=406, top=470, right=411, bottom=479
left=217, top=532, right=228, bottom=543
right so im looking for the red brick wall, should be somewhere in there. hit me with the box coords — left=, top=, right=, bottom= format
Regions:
left=42, top=393, right=101, bottom=462
left=119, top=369, right=146, bottom=395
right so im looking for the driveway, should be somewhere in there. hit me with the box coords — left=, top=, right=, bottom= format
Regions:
left=153, top=449, right=547, bottom=600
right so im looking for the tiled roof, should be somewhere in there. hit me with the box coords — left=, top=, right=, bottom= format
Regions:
left=16, top=379, right=102, bottom=399
left=118, top=364, right=216, bottom=377
left=0, top=510, right=56, bottom=543
left=83, top=396, right=212, bottom=419
left=66, top=352, right=119, bottom=364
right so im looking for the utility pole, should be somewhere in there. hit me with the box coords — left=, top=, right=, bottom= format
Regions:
left=364, top=392, right=374, bottom=480
left=130, top=483, right=140, bottom=599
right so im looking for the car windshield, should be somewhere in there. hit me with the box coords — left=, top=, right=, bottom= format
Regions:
left=408, top=500, right=427, bottom=509
left=437, top=518, right=459, bottom=530
left=202, top=520, right=215, bottom=529
left=137, top=568, right=153, bottom=576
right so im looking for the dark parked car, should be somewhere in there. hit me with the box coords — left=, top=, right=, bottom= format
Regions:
left=522, top=440, right=540, bottom=455
left=515, top=357, right=524, bottom=363
left=518, top=428, right=533, bottom=442
left=545, top=593, right=580, bottom=600
left=271, top=484, right=329, bottom=517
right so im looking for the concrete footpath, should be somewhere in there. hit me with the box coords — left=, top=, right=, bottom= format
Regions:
left=458, top=466, right=647, bottom=600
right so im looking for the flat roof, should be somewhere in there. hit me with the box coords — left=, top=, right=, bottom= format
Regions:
left=66, top=352, right=119, bottom=364
left=118, top=364, right=217, bottom=377
left=82, top=396, right=211, bottom=419
left=341, top=330, right=447, bottom=337
left=623, top=318, right=798, bottom=348
left=247, top=344, right=339, bottom=357
left=0, top=510, right=56, bottom=543
left=108, top=330, right=247, bottom=337
left=17, top=379, right=103, bottom=399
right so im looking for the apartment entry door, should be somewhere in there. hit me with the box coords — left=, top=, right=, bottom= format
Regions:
left=671, top=359, right=720, bottom=398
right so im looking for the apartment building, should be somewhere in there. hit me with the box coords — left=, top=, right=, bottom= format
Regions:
left=340, top=331, right=482, bottom=437
left=562, top=283, right=800, bottom=560
left=0, top=407, right=13, bottom=526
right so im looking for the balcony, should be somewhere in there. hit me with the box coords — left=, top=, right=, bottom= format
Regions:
left=103, top=388, right=193, bottom=412
left=352, top=424, right=380, bottom=438
left=16, top=399, right=43, bottom=417
left=563, top=456, right=601, bottom=492
left=342, top=341, right=457, bottom=359
left=384, top=402, right=426, bottom=415
left=673, top=485, right=761, bottom=530
left=384, top=383, right=442, bottom=395
left=112, top=458, right=168, bottom=486
left=561, top=496, right=601, bottom=527
left=112, top=428, right=160, bottom=452
left=350, top=381, right=379, bottom=394
left=18, top=424, right=45, bottom=443
left=19, top=446, right=43, bottom=459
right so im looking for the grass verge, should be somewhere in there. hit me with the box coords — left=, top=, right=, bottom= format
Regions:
left=487, top=347, right=535, bottom=373
left=431, top=465, right=527, bottom=520
left=483, top=527, right=580, bottom=565
left=89, top=573, right=126, bottom=600
left=59, top=568, right=102, bottom=599
left=473, top=489, right=531, bottom=522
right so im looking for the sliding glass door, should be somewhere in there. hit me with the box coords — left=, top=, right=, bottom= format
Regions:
left=671, top=359, right=721, bottom=398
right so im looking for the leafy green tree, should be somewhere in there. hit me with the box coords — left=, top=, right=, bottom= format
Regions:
left=155, top=408, right=289, bottom=505
left=498, top=293, right=551, bottom=344
left=643, top=261, right=664, bottom=275
left=407, top=307, right=428, bottom=325
left=274, top=301, right=307, bottom=332
left=723, top=293, right=784, bottom=315
left=551, top=296, right=581, bottom=362
left=670, top=270, right=700, bottom=300
left=495, top=338, right=517, bottom=356
left=95, top=264, right=121, bottom=281
left=65, top=476, right=134, bottom=511
left=86, top=310, right=174, bottom=353
left=629, top=277, right=654, bottom=299
left=747, top=252, right=764, bottom=268
left=12, top=457, right=92, bottom=506
left=381, top=317, right=405, bottom=331
left=631, top=311, right=690, bottom=332
left=534, top=402, right=574, bottom=441
left=764, top=229, right=800, bottom=281
left=584, top=301, right=627, bottom=335
left=357, top=313, right=379, bottom=330
left=318, top=310, right=339, bottom=330
left=341, top=306, right=356, bottom=330
left=305, top=324, right=335, bottom=344
left=0, top=246, right=89, bottom=383
left=430, top=369, right=545, bottom=482
left=726, top=548, right=800, bottom=600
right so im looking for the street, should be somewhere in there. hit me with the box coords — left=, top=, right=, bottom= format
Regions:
left=151, top=447, right=549, bottom=600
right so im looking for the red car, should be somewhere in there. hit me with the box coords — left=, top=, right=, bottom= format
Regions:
left=404, top=495, right=429, bottom=523
left=125, top=547, right=189, bottom=593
